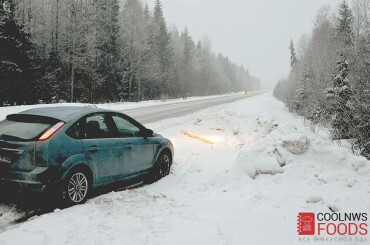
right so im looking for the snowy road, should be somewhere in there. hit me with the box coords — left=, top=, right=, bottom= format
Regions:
left=122, top=93, right=254, bottom=124
left=0, top=94, right=369, bottom=244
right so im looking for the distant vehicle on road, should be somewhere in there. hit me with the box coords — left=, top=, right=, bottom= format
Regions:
left=0, top=107, right=173, bottom=205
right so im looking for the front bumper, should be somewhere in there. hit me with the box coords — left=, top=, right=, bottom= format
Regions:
left=0, top=167, right=59, bottom=192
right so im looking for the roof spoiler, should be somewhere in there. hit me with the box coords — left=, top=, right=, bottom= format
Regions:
left=7, top=114, right=61, bottom=124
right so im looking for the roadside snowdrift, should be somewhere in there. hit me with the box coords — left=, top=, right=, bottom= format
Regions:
left=0, top=94, right=369, bottom=245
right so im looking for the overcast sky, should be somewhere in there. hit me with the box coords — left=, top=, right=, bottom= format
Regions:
left=147, top=0, right=342, bottom=89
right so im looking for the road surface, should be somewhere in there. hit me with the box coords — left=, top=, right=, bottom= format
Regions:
left=122, top=93, right=257, bottom=124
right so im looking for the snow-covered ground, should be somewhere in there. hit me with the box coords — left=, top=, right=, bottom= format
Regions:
left=0, top=93, right=369, bottom=244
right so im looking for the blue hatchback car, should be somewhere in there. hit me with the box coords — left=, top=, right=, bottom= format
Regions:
left=0, top=107, right=173, bottom=205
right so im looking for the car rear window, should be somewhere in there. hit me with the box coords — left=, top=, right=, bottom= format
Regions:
left=0, top=115, right=57, bottom=141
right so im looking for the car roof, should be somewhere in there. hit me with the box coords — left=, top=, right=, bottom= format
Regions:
left=12, top=106, right=116, bottom=122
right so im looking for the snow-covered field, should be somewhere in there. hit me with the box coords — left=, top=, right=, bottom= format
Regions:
left=0, top=94, right=369, bottom=244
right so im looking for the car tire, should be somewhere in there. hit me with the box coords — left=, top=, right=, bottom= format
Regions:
left=61, top=169, right=90, bottom=206
left=146, top=151, right=172, bottom=183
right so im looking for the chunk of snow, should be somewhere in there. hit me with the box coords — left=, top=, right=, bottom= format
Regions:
left=274, top=145, right=287, bottom=167
left=281, top=132, right=309, bottom=155
left=236, top=151, right=284, bottom=179
left=306, top=196, right=323, bottom=204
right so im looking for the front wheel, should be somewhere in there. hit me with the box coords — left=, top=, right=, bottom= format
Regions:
left=62, top=171, right=90, bottom=205
left=157, top=152, right=172, bottom=178
left=146, top=152, right=172, bottom=183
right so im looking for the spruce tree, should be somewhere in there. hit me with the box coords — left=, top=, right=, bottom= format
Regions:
left=0, top=0, right=40, bottom=105
left=289, top=39, right=297, bottom=68
left=95, top=0, right=121, bottom=102
left=42, top=51, right=69, bottom=103
left=293, top=65, right=312, bottom=115
left=181, top=26, right=194, bottom=95
left=144, top=3, right=150, bottom=20
left=153, top=0, right=174, bottom=96
left=325, top=54, right=353, bottom=139
left=182, top=27, right=193, bottom=66
left=337, top=0, right=354, bottom=45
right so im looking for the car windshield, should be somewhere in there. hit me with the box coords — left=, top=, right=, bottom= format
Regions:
left=0, top=119, right=52, bottom=141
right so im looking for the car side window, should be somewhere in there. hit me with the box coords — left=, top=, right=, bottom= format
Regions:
left=84, top=114, right=113, bottom=139
left=112, top=115, right=141, bottom=138
left=66, top=121, right=83, bottom=139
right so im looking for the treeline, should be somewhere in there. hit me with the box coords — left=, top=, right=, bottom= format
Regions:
left=0, top=0, right=260, bottom=105
left=274, top=0, right=370, bottom=158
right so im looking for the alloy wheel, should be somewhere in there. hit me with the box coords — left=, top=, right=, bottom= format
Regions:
left=67, top=173, right=89, bottom=203
left=159, top=154, right=171, bottom=177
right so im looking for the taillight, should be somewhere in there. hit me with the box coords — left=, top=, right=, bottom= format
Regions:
left=38, top=122, right=65, bottom=141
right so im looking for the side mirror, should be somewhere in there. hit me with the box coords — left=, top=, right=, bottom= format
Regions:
left=141, top=129, right=153, bottom=138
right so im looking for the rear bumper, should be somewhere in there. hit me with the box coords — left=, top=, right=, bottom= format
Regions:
left=0, top=167, right=59, bottom=192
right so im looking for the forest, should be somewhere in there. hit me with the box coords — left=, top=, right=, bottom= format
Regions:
left=274, top=0, right=370, bottom=158
left=0, top=0, right=260, bottom=105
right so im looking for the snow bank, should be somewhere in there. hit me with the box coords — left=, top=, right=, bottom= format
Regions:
left=236, top=115, right=309, bottom=178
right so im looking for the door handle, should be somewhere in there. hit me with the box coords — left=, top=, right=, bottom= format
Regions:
left=125, top=144, right=133, bottom=149
left=88, top=146, right=99, bottom=152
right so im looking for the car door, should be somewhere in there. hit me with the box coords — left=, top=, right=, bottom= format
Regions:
left=82, top=113, right=123, bottom=184
left=111, top=114, right=154, bottom=177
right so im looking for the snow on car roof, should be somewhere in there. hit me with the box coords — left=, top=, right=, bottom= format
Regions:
left=13, top=106, right=114, bottom=122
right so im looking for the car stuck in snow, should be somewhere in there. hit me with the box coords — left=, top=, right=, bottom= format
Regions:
left=0, top=106, right=173, bottom=205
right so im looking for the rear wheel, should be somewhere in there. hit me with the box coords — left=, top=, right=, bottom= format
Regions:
left=62, top=170, right=90, bottom=205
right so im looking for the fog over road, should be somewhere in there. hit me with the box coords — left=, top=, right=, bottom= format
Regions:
left=122, top=93, right=259, bottom=124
